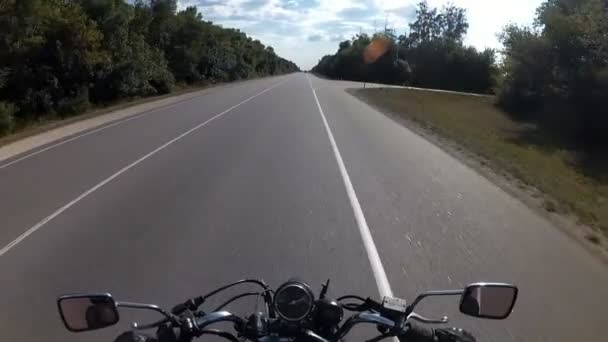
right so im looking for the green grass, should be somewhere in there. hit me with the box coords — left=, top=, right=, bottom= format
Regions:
left=352, top=88, right=608, bottom=238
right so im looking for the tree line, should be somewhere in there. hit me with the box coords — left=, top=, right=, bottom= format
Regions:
left=499, top=0, right=607, bottom=148
left=312, top=1, right=497, bottom=94
left=313, top=0, right=608, bottom=149
left=0, top=0, right=299, bottom=136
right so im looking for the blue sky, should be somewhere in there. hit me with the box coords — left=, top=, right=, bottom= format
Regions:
left=178, top=0, right=543, bottom=70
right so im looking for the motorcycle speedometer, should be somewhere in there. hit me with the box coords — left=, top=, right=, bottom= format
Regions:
left=274, top=280, right=314, bottom=321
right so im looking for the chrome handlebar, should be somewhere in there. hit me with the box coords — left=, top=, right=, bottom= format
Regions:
left=190, top=309, right=415, bottom=341
left=193, top=311, right=245, bottom=329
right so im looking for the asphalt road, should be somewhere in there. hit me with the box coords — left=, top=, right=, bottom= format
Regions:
left=1, top=73, right=606, bottom=342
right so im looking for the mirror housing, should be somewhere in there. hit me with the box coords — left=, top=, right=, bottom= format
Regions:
left=57, top=293, right=119, bottom=332
left=459, top=283, right=518, bottom=319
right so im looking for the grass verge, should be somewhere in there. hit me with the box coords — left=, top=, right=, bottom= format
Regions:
left=351, top=87, right=608, bottom=245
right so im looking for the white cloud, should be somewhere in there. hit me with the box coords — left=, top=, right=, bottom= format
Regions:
left=181, top=0, right=543, bottom=70
left=424, top=0, right=541, bottom=50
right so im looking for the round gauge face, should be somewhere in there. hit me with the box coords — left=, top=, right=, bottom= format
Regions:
left=274, top=283, right=314, bottom=321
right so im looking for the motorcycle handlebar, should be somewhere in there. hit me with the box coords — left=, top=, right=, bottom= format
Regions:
left=190, top=310, right=394, bottom=342
left=399, top=323, right=477, bottom=342
left=142, top=309, right=472, bottom=342
left=192, top=311, right=245, bottom=332
left=118, top=315, right=473, bottom=342
left=337, top=312, right=396, bottom=338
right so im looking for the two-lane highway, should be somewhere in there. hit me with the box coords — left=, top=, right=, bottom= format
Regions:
left=1, top=73, right=606, bottom=341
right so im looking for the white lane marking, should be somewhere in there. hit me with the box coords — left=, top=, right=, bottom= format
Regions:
left=0, top=76, right=287, bottom=169
left=0, top=79, right=288, bottom=257
left=0, top=95, right=209, bottom=170
left=306, top=75, right=393, bottom=297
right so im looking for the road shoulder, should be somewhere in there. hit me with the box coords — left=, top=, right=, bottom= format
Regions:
left=347, top=87, right=608, bottom=264
left=0, top=75, right=287, bottom=165
left=0, top=90, right=218, bottom=165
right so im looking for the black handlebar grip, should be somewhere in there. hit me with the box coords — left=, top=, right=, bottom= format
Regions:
left=400, top=323, right=476, bottom=342
left=434, top=327, right=476, bottom=342
left=399, top=322, right=435, bottom=342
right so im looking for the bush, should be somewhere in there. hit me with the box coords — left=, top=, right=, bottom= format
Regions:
left=57, top=88, right=91, bottom=117
left=496, top=77, right=544, bottom=116
left=149, top=50, right=176, bottom=94
left=575, top=67, right=608, bottom=147
left=150, top=73, right=174, bottom=95
left=17, top=89, right=55, bottom=120
left=497, top=0, right=608, bottom=148
left=0, top=102, right=17, bottom=136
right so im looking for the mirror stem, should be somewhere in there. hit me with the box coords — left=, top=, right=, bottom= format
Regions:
left=405, top=290, right=464, bottom=316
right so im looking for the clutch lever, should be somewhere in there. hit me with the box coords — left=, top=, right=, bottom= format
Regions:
left=407, top=312, right=449, bottom=324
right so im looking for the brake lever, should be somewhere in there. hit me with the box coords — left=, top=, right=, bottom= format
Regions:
left=117, top=301, right=181, bottom=329
left=407, top=312, right=449, bottom=324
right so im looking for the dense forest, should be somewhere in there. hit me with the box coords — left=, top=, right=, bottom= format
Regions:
left=313, top=0, right=608, bottom=148
left=0, top=0, right=299, bottom=136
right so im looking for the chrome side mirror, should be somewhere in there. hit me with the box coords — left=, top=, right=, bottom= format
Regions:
left=57, top=293, right=119, bottom=332
left=459, top=283, right=518, bottom=319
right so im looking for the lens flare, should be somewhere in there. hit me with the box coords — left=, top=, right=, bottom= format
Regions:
left=364, top=36, right=391, bottom=64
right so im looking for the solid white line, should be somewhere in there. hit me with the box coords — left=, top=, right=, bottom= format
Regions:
left=0, top=95, right=209, bottom=170
left=306, top=75, right=393, bottom=297
left=0, top=79, right=288, bottom=257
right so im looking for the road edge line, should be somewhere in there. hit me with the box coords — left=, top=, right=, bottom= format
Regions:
left=0, top=78, right=288, bottom=257
left=0, top=91, right=220, bottom=169
left=306, top=75, right=393, bottom=297
left=0, top=76, right=289, bottom=169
